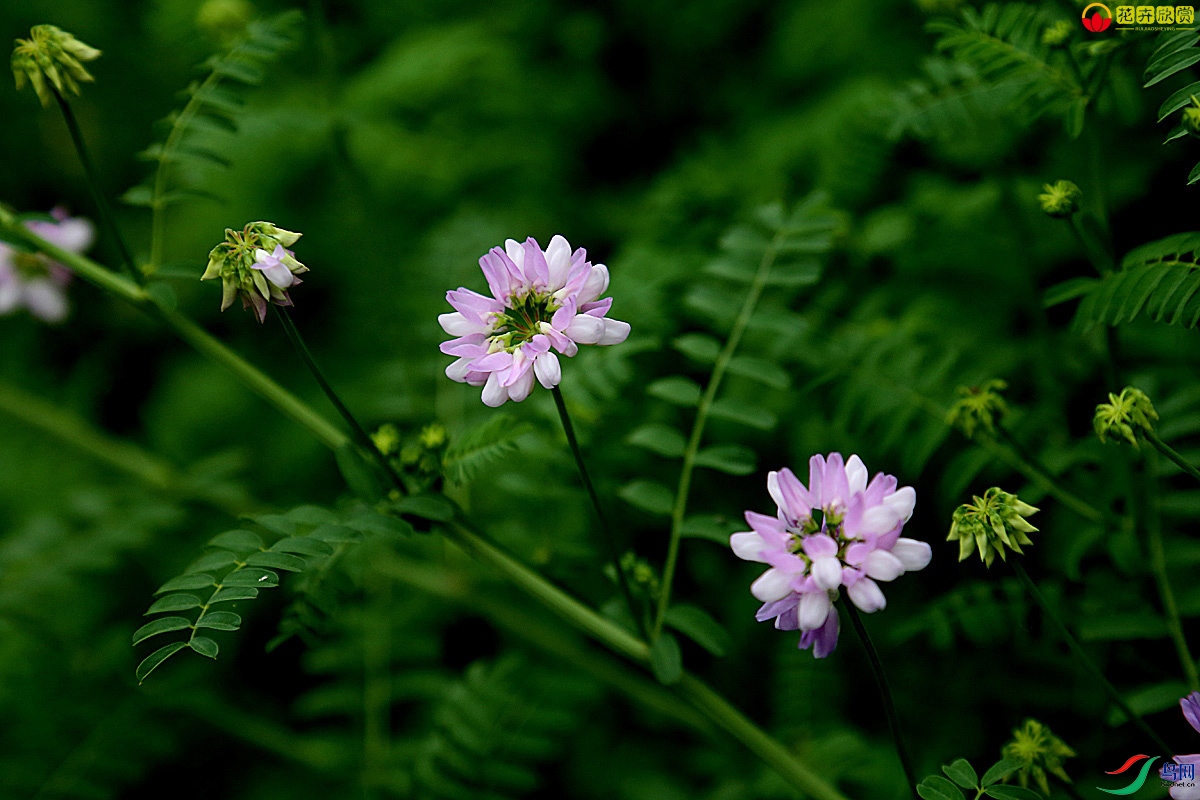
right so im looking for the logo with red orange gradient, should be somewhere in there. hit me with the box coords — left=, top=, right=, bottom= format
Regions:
left=1082, top=3, right=1114, bottom=31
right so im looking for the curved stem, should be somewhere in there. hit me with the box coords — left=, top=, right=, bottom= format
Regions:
left=1145, top=429, right=1200, bottom=486
left=1011, top=560, right=1176, bottom=755
left=654, top=231, right=782, bottom=639
left=985, top=430, right=1106, bottom=523
left=843, top=600, right=919, bottom=798
left=550, top=385, right=644, bottom=638
left=51, top=87, right=140, bottom=282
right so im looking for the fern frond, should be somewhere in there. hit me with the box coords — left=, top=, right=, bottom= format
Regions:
left=1072, top=232, right=1200, bottom=330
left=443, top=414, right=532, bottom=485
left=890, top=57, right=1024, bottom=141
left=1144, top=27, right=1200, bottom=183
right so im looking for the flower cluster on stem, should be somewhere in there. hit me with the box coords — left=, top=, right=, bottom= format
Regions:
left=947, top=487, right=1038, bottom=567
left=1094, top=386, right=1158, bottom=448
left=201, top=222, right=307, bottom=322
left=0, top=208, right=93, bottom=322
left=11, top=25, right=101, bottom=106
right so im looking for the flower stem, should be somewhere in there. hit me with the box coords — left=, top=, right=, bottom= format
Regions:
left=843, top=600, right=919, bottom=798
left=50, top=86, right=140, bottom=282
left=1144, top=429, right=1200, bottom=486
left=987, top=429, right=1106, bottom=523
left=1010, top=560, right=1176, bottom=755
left=550, top=385, right=645, bottom=638
left=273, top=306, right=404, bottom=491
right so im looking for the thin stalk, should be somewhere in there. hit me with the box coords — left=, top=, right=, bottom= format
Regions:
left=362, top=544, right=392, bottom=793
left=843, top=601, right=919, bottom=798
left=1145, top=429, right=1200, bottom=486
left=1011, top=560, right=1175, bottom=755
left=654, top=230, right=782, bottom=639
left=273, top=306, right=403, bottom=489
left=985, top=430, right=1106, bottom=523
left=550, top=385, right=644, bottom=638
left=50, top=87, right=140, bottom=281
left=1134, top=449, right=1200, bottom=693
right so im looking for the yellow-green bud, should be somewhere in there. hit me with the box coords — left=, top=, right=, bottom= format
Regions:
left=1184, top=97, right=1200, bottom=138
left=948, top=487, right=1038, bottom=567
left=1038, top=180, right=1081, bottom=219
left=372, top=423, right=401, bottom=457
left=1041, top=20, right=1073, bottom=47
left=197, top=0, right=256, bottom=43
left=419, top=424, right=448, bottom=449
left=947, top=379, right=1009, bottom=440
left=1094, top=386, right=1158, bottom=448
left=200, top=221, right=308, bottom=323
left=12, top=25, right=101, bottom=106
left=1002, top=719, right=1076, bottom=797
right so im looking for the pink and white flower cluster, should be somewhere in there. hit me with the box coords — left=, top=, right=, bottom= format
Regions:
left=439, top=236, right=630, bottom=407
left=730, top=453, right=932, bottom=658
left=0, top=207, right=93, bottom=323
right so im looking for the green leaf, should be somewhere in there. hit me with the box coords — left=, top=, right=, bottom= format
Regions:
left=209, top=586, right=258, bottom=604
left=392, top=494, right=455, bottom=522
left=443, top=413, right=532, bottom=484
left=136, top=642, right=188, bottom=683
left=186, top=550, right=238, bottom=573
left=284, top=505, right=338, bottom=525
left=156, top=573, right=215, bottom=593
left=618, top=481, right=675, bottom=517
left=708, top=399, right=777, bottom=430
left=917, top=775, right=966, bottom=800
left=271, top=537, right=334, bottom=556
left=189, top=636, right=219, bottom=659
left=727, top=355, right=790, bottom=389
left=647, top=376, right=702, bottom=407
left=1159, top=80, right=1200, bottom=121
left=132, top=617, right=192, bottom=646
left=310, top=524, right=363, bottom=543
left=244, top=551, right=307, bottom=572
left=673, top=333, right=721, bottom=363
left=347, top=510, right=414, bottom=536
left=980, top=759, right=1023, bottom=787
left=1189, top=161, right=1200, bottom=186
left=1042, top=277, right=1100, bottom=308
left=251, top=514, right=298, bottom=536
left=208, top=529, right=263, bottom=553
left=195, top=611, right=242, bottom=631
left=145, top=594, right=203, bottom=615
left=1078, top=612, right=1168, bottom=641
left=221, top=568, right=279, bottom=588
left=942, top=759, right=979, bottom=790
left=983, top=786, right=1041, bottom=800
left=679, top=514, right=733, bottom=544
left=335, top=442, right=384, bottom=501
left=648, top=632, right=683, bottom=685
left=694, top=444, right=757, bottom=475
left=626, top=424, right=687, bottom=458
left=1106, top=679, right=1188, bottom=725
left=1145, top=48, right=1200, bottom=87
left=664, top=604, right=732, bottom=656
left=121, top=185, right=154, bottom=207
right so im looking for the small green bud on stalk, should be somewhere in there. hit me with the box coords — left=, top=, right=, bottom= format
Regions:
left=1094, top=386, right=1158, bottom=448
left=1037, top=180, right=1081, bottom=219
left=946, top=379, right=1009, bottom=440
left=1002, top=719, right=1076, bottom=797
left=12, top=25, right=101, bottom=106
left=948, top=487, right=1038, bottom=567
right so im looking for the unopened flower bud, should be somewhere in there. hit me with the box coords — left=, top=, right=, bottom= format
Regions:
left=1002, top=719, right=1076, bottom=796
left=12, top=25, right=101, bottom=107
left=200, top=221, right=308, bottom=323
left=197, top=0, right=255, bottom=43
left=947, top=379, right=1009, bottom=440
left=1038, top=180, right=1081, bottom=219
left=1094, top=386, right=1158, bottom=448
left=948, top=487, right=1038, bottom=567
left=371, top=423, right=401, bottom=457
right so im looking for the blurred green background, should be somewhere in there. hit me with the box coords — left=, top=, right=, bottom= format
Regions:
left=4, top=0, right=1200, bottom=797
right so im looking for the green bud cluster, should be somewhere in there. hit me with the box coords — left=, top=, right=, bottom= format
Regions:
left=1037, top=180, right=1081, bottom=218
left=1094, top=386, right=1158, bottom=448
left=947, top=487, right=1038, bottom=567
left=201, top=222, right=307, bottom=322
left=946, top=379, right=1009, bottom=440
left=1001, top=719, right=1075, bottom=797
left=12, top=25, right=102, bottom=107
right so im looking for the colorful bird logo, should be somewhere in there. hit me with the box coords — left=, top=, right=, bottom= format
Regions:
left=1081, top=3, right=1114, bottom=32
left=1098, top=754, right=1161, bottom=795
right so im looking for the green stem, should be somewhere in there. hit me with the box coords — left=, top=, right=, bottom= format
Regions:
left=273, top=306, right=403, bottom=489
left=1145, top=429, right=1200, bottom=486
left=1134, top=448, right=1200, bottom=693
left=654, top=229, right=782, bottom=639
left=1011, top=560, right=1176, bottom=755
left=843, top=600, right=919, bottom=798
left=550, top=385, right=644, bottom=638
left=984, top=430, right=1106, bottom=523
left=50, top=87, right=140, bottom=282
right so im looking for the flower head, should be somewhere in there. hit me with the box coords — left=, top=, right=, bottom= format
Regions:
left=1038, top=180, right=1081, bottom=218
left=12, top=25, right=101, bottom=106
left=1002, top=719, right=1075, bottom=796
left=1094, top=386, right=1158, bottom=448
left=439, top=235, right=629, bottom=407
left=0, top=207, right=93, bottom=323
left=948, top=487, right=1038, bottom=567
left=201, top=222, right=307, bottom=323
left=947, top=379, right=1009, bottom=440
left=1167, top=694, right=1200, bottom=799
left=730, top=453, right=931, bottom=658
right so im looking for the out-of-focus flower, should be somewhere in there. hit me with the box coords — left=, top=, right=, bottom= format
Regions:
left=201, top=222, right=307, bottom=323
left=0, top=207, right=93, bottom=323
left=439, top=235, right=629, bottom=407
left=12, top=25, right=101, bottom=106
left=1002, top=719, right=1075, bottom=796
left=947, top=487, right=1038, bottom=567
left=1038, top=180, right=1081, bottom=218
left=947, top=379, right=1009, bottom=440
left=1094, top=386, right=1158, bottom=448
left=1167, top=693, right=1200, bottom=799
left=1183, top=692, right=1200, bottom=734
left=730, top=453, right=931, bottom=658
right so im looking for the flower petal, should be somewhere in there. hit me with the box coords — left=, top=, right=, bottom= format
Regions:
left=811, top=556, right=843, bottom=591
left=848, top=578, right=887, bottom=613
left=564, top=313, right=604, bottom=344
left=597, top=318, right=630, bottom=345
left=545, top=234, right=571, bottom=290
left=730, top=532, right=769, bottom=562
left=481, top=372, right=509, bottom=407
left=845, top=454, right=868, bottom=495
left=798, top=590, right=832, bottom=631
left=891, top=538, right=932, bottom=572
left=750, top=568, right=793, bottom=602
left=533, top=351, right=561, bottom=388
left=863, top=550, right=905, bottom=582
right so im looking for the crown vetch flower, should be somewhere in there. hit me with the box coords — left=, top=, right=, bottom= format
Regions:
left=1168, top=693, right=1200, bottom=799
left=1002, top=719, right=1075, bottom=797
left=439, top=235, right=630, bottom=407
left=1038, top=180, right=1081, bottom=218
left=0, top=207, right=93, bottom=323
left=730, top=453, right=932, bottom=658
left=200, top=222, right=307, bottom=323
left=12, top=25, right=101, bottom=106
left=947, top=487, right=1038, bottom=567
left=1094, top=386, right=1158, bottom=448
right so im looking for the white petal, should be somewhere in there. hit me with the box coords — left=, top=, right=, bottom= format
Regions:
left=0, top=278, right=20, bottom=313
left=860, top=505, right=901, bottom=535
left=730, top=532, right=769, bottom=562
left=891, top=538, right=932, bottom=572
left=22, top=280, right=67, bottom=322
left=848, top=578, right=887, bottom=613
left=563, top=314, right=604, bottom=344
left=261, top=261, right=295, bottom=289
left=438, top=312, right=483, bottom=336
left=507, top=368, right=535, bottom=402
left=533, top=351, right=562, bottom=388
left=481, top=372, right=509, bottom=407
left=811, top=556, right=843, bottom=591
left=750, top=568, right=793, bottom=602
left=445, top=357, right=473, bottom=382
left=505, top=239, right=525, bottom=268
left=545, top=235, right=571, bottom=290
left=884, top=486, right=917, bottom=522
left=845, top=455, right=868, bottom=495
left=579, top=264, right=609, bottom=303
left=863, top=550, right=905, bottom=582
left=798, top=590, right=831, bottom=631
left=596, top=318, right=630, bottom=346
